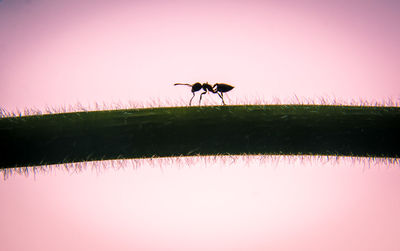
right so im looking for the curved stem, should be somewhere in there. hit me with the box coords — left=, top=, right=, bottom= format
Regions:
left=0, top=105, right=399, bottom=169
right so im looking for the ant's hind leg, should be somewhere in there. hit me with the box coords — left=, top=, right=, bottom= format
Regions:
left=217, top=92, right=226, bottom=105
left=199, top=91, right=207, bottom=106
left=189, top=92, right=196, bottom=106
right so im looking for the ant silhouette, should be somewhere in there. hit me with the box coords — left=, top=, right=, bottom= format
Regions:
left=174, top=82, right=234, bottom=106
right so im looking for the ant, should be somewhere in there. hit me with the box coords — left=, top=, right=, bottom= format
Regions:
left=174, top=82, right=234, bottom=106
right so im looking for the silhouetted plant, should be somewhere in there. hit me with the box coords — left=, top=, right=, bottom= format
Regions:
left=1, top=105, right=399, bottom=169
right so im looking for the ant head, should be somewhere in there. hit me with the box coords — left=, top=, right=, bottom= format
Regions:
left=192, top=82, right=203, bottom=92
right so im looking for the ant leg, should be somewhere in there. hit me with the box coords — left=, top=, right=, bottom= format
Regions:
left=199, top=91, right=207, bottom=106
left=189, top=92, right=196, bottom=106
left=217, top=92, right=226, bottom=105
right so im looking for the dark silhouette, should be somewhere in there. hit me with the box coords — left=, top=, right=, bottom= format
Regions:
left=174, top=82, right=202, bottom=106
left=213, top=83, right=234, bottom=105
left=174, top=82, right=234, bottom=106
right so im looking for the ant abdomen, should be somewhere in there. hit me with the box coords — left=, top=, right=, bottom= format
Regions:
left=214, top=83, right=234, bottom=93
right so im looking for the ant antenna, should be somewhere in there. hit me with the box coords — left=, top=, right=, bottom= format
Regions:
left=174, top=83, right=192, bottom=87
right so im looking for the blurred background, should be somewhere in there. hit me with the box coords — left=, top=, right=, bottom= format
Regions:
left=1, top=0, right=399, bottom=250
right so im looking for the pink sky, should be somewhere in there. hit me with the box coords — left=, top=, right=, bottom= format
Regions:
left=1, top=0, right=400, bottom=250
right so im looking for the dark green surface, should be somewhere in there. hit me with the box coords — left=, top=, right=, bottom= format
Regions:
left=0, top=105, right=399, bottom=169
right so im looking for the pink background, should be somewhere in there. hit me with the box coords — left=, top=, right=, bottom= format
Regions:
left=1, top=0, right=400, bottom=250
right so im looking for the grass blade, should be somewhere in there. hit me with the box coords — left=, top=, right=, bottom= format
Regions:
left=1, top=105, right=399, bottom=169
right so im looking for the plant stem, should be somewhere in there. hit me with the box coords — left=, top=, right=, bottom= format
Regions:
left=1, top=105, right=399, bottom=169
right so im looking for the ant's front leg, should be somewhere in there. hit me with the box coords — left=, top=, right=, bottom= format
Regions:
left=189, top=92, right=196, bottom=106
left=199, top=91, right=207, bottom=106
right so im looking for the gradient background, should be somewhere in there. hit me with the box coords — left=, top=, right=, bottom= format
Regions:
left=1, top=0, right=400, bottom=250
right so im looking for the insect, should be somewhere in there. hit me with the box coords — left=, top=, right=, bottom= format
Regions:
left=174, top=82, right=234, bottom=106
